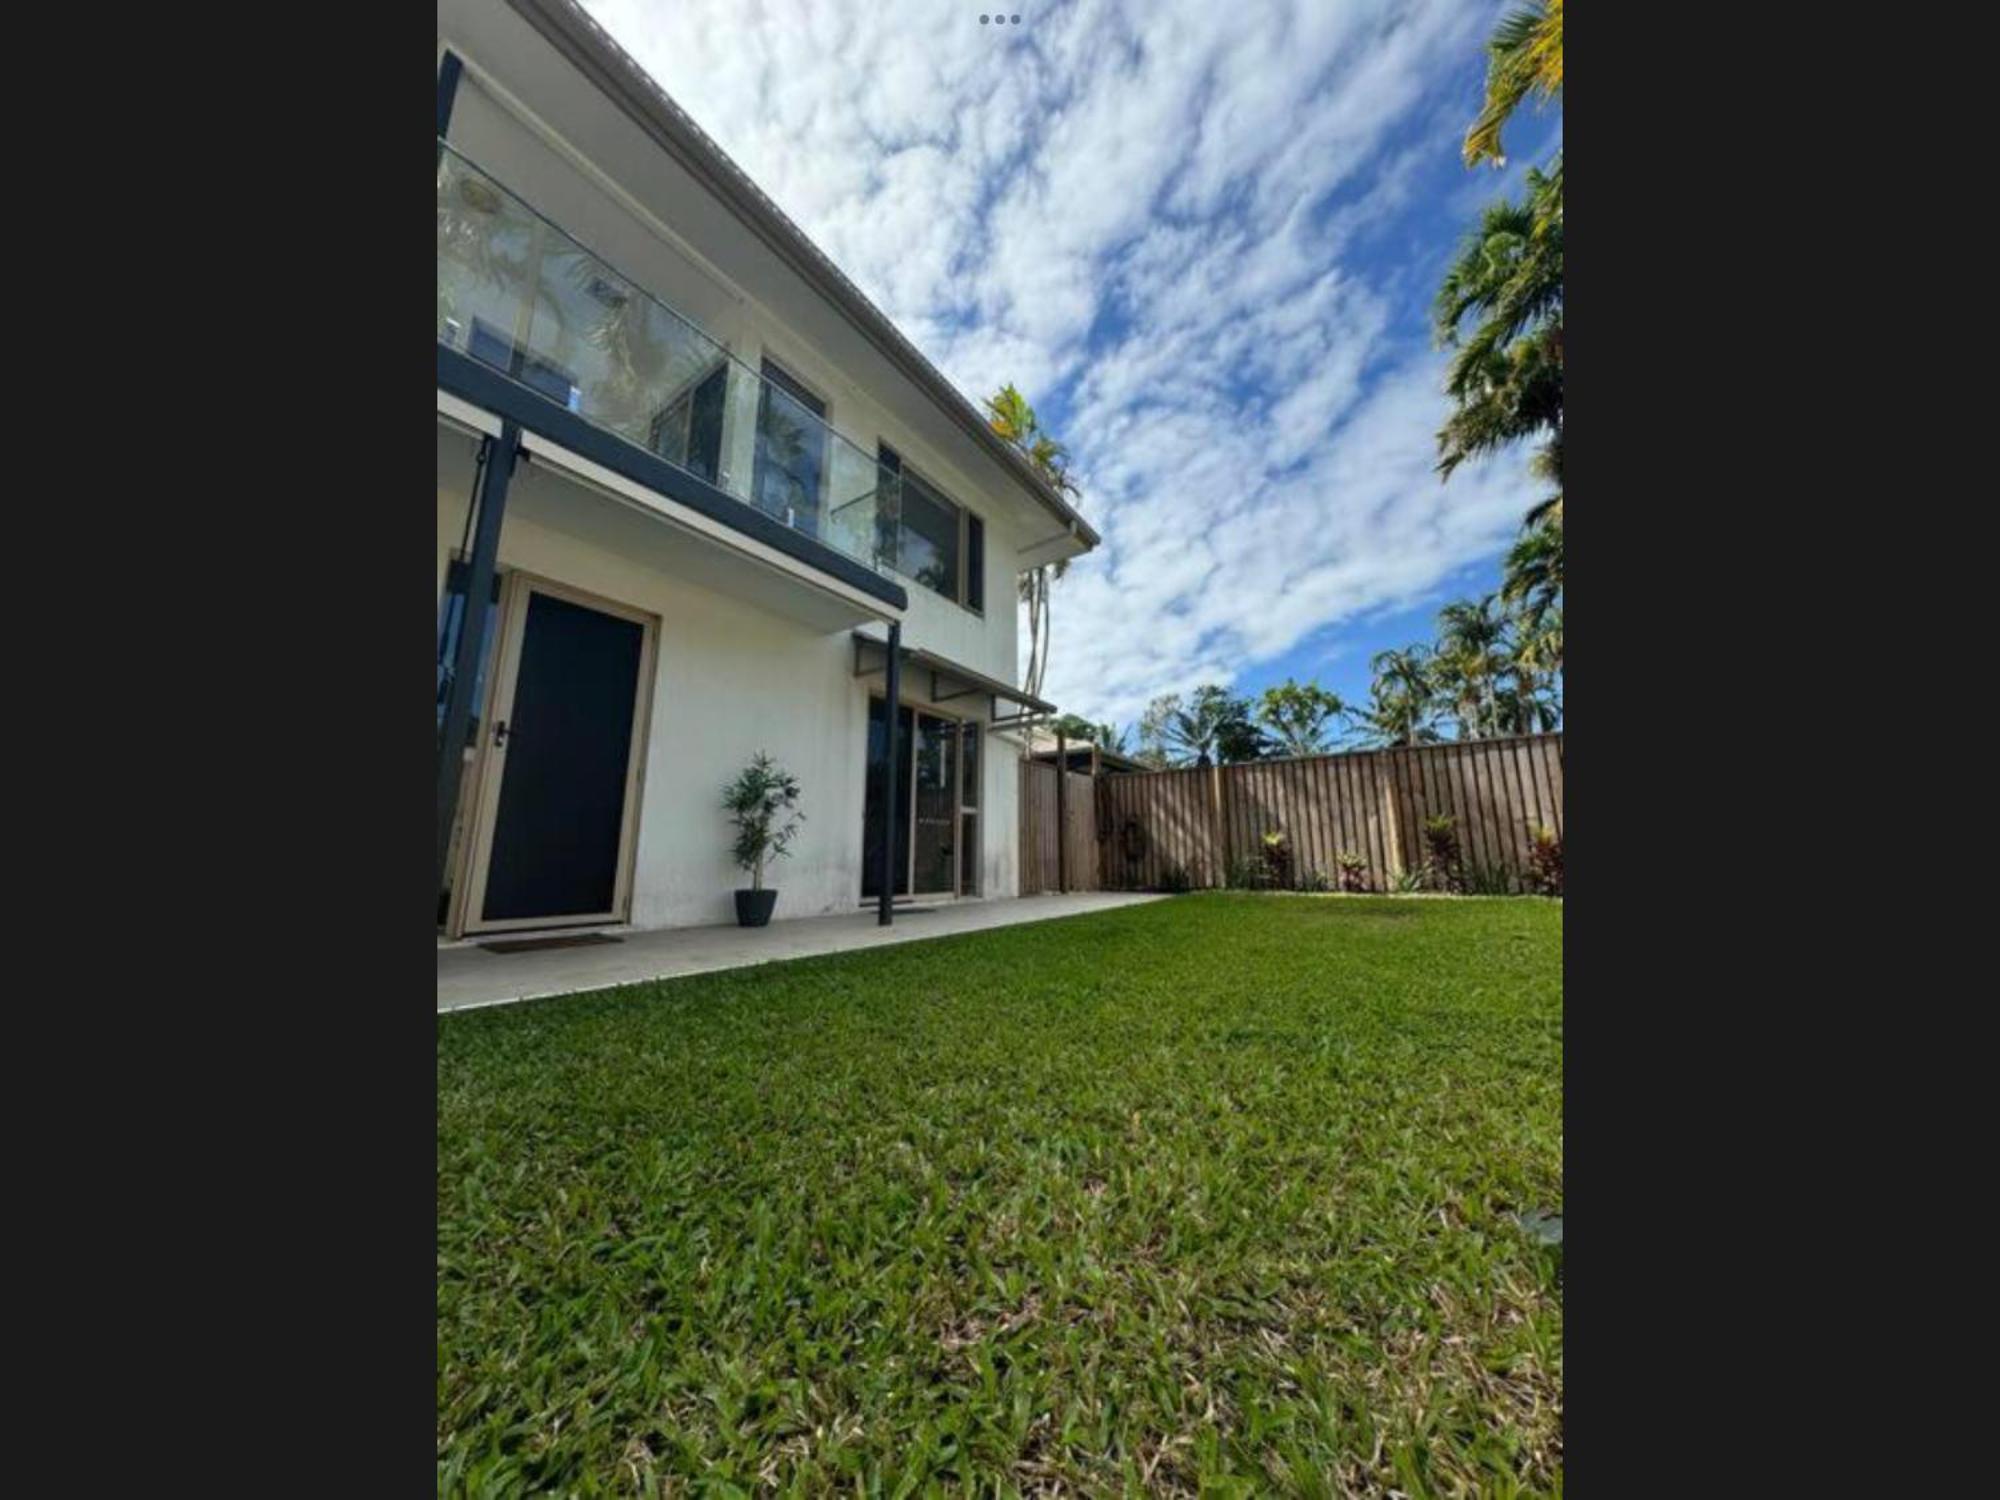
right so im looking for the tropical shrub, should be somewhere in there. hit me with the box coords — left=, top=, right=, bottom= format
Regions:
left=1422, top=815, right=1465, bottom=893
left=1528, top=825, right=1563, bottom=895
left=1155, top=861, right=1193, bottom=894
left=1260, top=830, right=1294, bottom=889
left=1225, top=855, right=1267, bottom=890
left=1336, top=851, right=1369, bottom=892
left=1464, top=862, right=1514, bottom=895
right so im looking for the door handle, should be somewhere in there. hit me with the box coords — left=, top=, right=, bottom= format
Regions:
left=493, top=719, right=511, bottom=747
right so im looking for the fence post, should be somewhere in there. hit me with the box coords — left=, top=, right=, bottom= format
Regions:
left=1211, top=761, right=1229, bottom=888
left=1381, top=751, right=1405, bottom=882
left=1055, top=730, right=1068, bottom=894
left=1089, top=743, right=1103, bottom=889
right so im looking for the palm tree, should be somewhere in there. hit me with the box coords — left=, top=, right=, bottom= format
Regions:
left=1366, top=646, right=1439, bottom=747
left=988, top=384, right=1082, bottom=702
left=985, top=385, right=1039, bottom=451
left=1352, top=690, right=1441, bottom=749
left=1515, top=602, right=1562, bottom=678
left=1448, top=8, right=1565, bottom=680
left=1463, top=0, right=1563, bottom=170
left=1162, top=687, right=1234, bottom=768
left=1435, top=166, right=1562, bottom=511
left=1435, top=595, right=1514, bottom=739
left=1501, top=513, right=1563, bottom=639
left=1149, top=686, right=1264, bottom=767
left=1501, top=619, right=1563, bottom=733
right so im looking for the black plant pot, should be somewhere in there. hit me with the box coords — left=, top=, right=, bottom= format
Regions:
left=735, top=888, right=777, bottom=928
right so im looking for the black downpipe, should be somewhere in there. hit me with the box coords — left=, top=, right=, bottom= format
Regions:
left=436, top=421, right=520, bottom=898
left=877, top=622, right=902, bottom=926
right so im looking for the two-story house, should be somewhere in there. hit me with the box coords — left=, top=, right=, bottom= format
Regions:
left=435, top=0, right=1098, bottom=939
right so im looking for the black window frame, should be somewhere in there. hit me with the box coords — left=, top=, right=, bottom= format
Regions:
left=753, top=355, right=832, bottom=531
left=646, top=357, right=729, bottom=485
left=877, top=441, right=985, bottom=615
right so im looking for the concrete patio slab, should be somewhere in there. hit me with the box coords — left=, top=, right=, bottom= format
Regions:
left=438, top=892, right=1166, bottom=1013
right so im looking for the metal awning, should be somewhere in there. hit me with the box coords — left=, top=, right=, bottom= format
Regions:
left=851, top=633, right=1056, bottom=723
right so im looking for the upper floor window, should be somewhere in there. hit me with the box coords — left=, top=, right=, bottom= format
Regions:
left=648, top=360, right=727, bottom=485
left=880, top=445, right=985, bottom=612
left=753, top=358, right=829, bottom=533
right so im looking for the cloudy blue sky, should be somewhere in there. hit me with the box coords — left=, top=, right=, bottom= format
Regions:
left=581, top=0, right=1560, bottom=738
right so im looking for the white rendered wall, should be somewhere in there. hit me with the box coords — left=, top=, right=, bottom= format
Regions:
left=441, top=427, right=1022, bottom=929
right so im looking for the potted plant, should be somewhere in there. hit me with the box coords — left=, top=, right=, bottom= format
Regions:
left=722, top=752, right=804, bottom=927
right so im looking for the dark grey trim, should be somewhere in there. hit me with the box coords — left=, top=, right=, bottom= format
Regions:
left=437, top=421, right=519, bottom=898
left=437, top=50, right=463, bottom=147
left=850, top=631, right=1055, bottom=716
left=877, top=620, right=901, bottom=927
left=499, top=0, right=1099, bottom=551
left=438, top=345, right=907, bottom=611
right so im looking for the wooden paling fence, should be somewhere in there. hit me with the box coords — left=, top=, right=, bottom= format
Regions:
left=1018, top=759, right=1102, bottom=894
left=1073, top=733, right=1563, bottom=895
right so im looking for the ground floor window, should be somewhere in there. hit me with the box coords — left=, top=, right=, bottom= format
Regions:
left=862, top=699, right=980, bottom=899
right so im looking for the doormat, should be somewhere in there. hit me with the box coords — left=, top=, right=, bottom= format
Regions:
left=479, top=933, right=625, bottom=954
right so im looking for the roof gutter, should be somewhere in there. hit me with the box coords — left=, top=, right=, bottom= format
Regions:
left=502, top=0, right=1100, bottom=552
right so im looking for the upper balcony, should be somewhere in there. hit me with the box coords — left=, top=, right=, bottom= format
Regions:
left=437, top=140, right=916, bottom=613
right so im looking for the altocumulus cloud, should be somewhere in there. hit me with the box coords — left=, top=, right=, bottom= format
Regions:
left=579, top=0, right=1546, bottom=726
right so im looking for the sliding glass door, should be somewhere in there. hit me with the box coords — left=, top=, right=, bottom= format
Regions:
left=861, top=699, right=913, bottom=900
left=863, top=700, right=981, bottom=900
left=911, top=714, right=958, bottom=895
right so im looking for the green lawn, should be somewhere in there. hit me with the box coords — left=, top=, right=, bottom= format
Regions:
left=438, top=894, right=1563, bottom=1496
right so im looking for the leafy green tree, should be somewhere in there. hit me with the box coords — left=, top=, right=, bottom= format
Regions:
left=1464, top=0, right=1563, bottom=171
left=1136, top=693, right=1182, bottom=768
left=1049, top=712, right=1095, bottom=743
left=1256, top=679, right=1349, bottom=758
left=1048, top=713, right=1127, bottom=754
left=1215, top=706, right=1274, bottom=766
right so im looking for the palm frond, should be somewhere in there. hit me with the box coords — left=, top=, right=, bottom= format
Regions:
left=1463, top=0, right=1563, bottom=169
